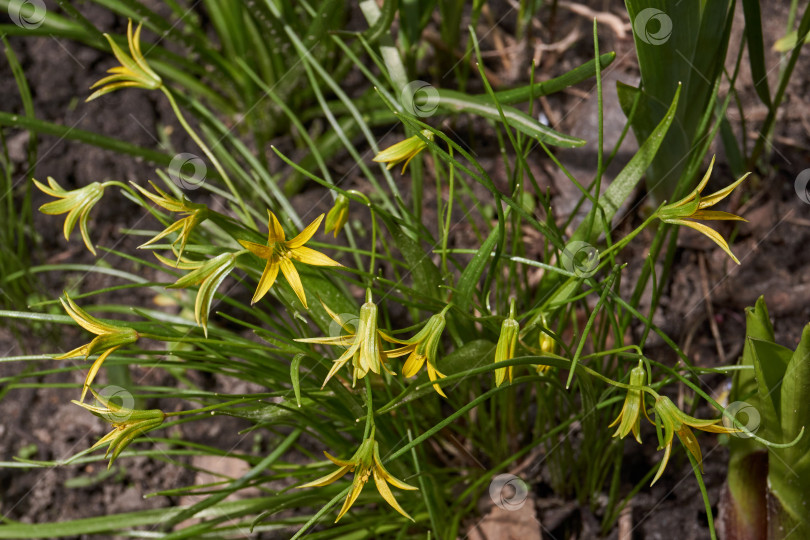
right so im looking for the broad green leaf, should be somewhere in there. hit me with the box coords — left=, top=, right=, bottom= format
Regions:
left=748, top=337, right=791, bottom=439
left=623, top=0, right=733, bottom=200
left=780, top=323, right=810, bottom=460
left=767, top=450, right=810, bottom=540
left=722, top=451, right=768, bottom=540
left=573, top=83, right=681, bottom=244
left=732, top=296, right=774, bottom=406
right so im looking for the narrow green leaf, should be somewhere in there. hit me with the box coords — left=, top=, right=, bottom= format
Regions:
left=719, top=113, right=746, bottom=179
left=454, top=227, right=498, bottom=313
left=382, top=216, right=442, bottom=301
left=435, top=89, right=585, bottom=148
left=378, top=340, right=495, bottom=413
left=741, top=0, right=771, bottom=107
left=0, top=112, right=171, bottom=166
left=573, top=83, right=682, bottom=244
left=291, top=353, right=305, bottom=408
left=489, top=53, right=616, bottom=105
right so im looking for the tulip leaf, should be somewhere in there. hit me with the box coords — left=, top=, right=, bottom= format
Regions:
left=732, top=296, right=774, bottom=407
left=572, top=83, right=681, bottom=245
left=723, top=451, right=768, bottom=540
left=779, top=323, right=810, bottom=460
left=747, top=337, right=791, bottom=440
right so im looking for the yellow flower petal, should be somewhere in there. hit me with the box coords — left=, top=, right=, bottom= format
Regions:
left=669, top=219, right=741, bottom=264
left=267, top=210, right=286, bottom=243
left=402, top=351, right=425, bottom=377
left=238, top=239, right=272, bottom=258
left=698, top=172, right=751, bottom=209
left=676, top=426, right=703, bottom=471
left=60, top=295, right=116, bottom=335
left=279, top=258, right=307, bottom=308
left=651, top=441, right=672, bottom=485
left=336, top=476, right=367, bottom=522
left=689, top=210, right=747, bottom=222
left=252, top=261, right=280, bottom=304
left=426, top=363, right=448, bottom=398
left=299, top=464, right=352, bottom=488
left=295, top=335, right=356, bottom=346
left=287, top=214, right=324, bottom=249
left=82, top=347, right=117, bottom=401
left=373, top=469, right=415, bottom=521
left=323, top=451, right=354, bottom=468
left=54, top=343, right=91, bottom=360
left=693, top=154, right=716, bottom=195
left=291, top=246, right=341, bottom=267
left=32, top=177, right=62, bottom=198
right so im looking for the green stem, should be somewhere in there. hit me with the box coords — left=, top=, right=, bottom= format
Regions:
left=363, top=376, right=374, bottom=439
left=441, top=146, right=455, bottom=276
left=160, top=87, right=251, bottom=226
left=348, top=190, right=378, bottom=285
left=164, top=397, right=265, bottom=417
left=597, top=213, right=659, bottom=263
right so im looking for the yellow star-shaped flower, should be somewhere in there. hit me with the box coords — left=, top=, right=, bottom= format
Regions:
left=657, top=156, right=751, bottom=264
left=299, top=428, right=417, bottom=522
left=239, top=210, right=341, bottom=308
left=87, top=19, right=162, bottom=102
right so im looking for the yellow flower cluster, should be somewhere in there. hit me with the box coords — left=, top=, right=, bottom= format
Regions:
left=32, top=21, right=757, bottom=526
